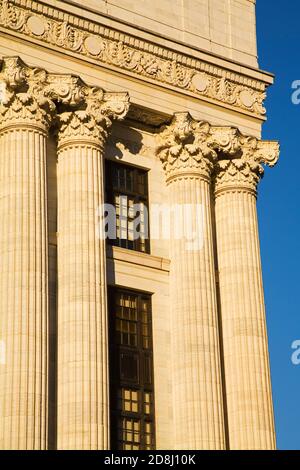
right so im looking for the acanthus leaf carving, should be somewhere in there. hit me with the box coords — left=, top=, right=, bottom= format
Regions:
left=0, top=56, right=130, bottom=138
left=212, top=131, right=280, bottom=195
left=49, top=20, right=83, bottom=51
left=214, top=158, right=263, bottom=195
left=156, top=112, right=217, bottom=182
left=240, top=136, right=280, bottom=168
left=43, top=75, right=88, bottom=107
left=208, top=127, right=241, bottom=155
left=56, top=88, right=130, bottom=147
left=0, top=57, right=55, bottom=128
left=101, top=91, right=130, bottom=121
left=156, top=113, right=280, bottom=191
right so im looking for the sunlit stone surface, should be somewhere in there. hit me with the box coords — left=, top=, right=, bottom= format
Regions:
left=0, top=0, right=278, bottom=450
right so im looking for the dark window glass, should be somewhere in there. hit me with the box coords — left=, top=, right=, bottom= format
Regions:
left=109, top=289, right=155, bottom=450
left=120, top=353, right=139, bottom=382
left=105, top=161, right=150, bottom=253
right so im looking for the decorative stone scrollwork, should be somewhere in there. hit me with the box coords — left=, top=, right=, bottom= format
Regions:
left=0, top=0, right=268, bottom=118
left=0, top=56, right=130, bottom=141
left=156, top=112, right=218, bottom=183
left=0, top=57, right=88, bottom=130
left=44, top=75, right=88, bottom=107
left=56, top=89, right=129, bottom=148
left=156, top=112, right=280, bottom=191
left=0, top=57, right=55, bottom=130
left=213, top=134, right=280, bottom=196
left=209, top=127, right=241, bottom=156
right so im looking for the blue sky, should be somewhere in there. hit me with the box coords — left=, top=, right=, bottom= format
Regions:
left=256, top=0, right=300, bottom=450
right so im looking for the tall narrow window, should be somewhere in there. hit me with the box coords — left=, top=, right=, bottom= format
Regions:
left=109, top=288, right=155, bottom=450
left=105, top=161, right=150, bottom=253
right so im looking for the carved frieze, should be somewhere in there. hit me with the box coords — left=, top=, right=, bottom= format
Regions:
left=0, top=0, right=268, bottom=118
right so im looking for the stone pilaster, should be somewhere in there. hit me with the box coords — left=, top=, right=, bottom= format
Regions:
left=213, top=133, right=279, bottom=449
left=157, top=113, right=226, bottom=449
left=56, top=90, right=129, bottom=449
left=0, top=57, right=52, bottom=449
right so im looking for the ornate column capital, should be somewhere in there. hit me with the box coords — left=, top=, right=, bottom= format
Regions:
left=0, top=56, right=130, bottom=140
left=56, top=88, right=129, bottom=149
left=212, top=132, right=280, bottom=196
left=156, top=112, right=279, bottom=193
left=156, top=112, right=218, bottom=183
left=0, top=56, right=55, bottom=131
left=156, top=112, right=279, bottom=188
left=0, top=56, right=88, bottom=131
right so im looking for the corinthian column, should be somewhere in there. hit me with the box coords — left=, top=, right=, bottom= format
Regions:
left=0, top=58, right=53, bottom=449
left=157, top=113, right=225, bottom=449
left=212, top=131, right=279, bottom=449
left=56, top=89, right=129, bottom=449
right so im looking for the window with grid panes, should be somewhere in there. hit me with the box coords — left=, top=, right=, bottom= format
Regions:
left=109, top=288, right=155, bottom=450
left=105, top=161, right=150, bottom=253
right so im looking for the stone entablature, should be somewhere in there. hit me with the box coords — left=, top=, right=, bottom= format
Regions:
left=0, top=0, right=272, bottom=120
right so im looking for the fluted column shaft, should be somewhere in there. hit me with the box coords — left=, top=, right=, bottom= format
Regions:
left=54, top=84, right=128, bottom=450
left=157, top=114, right=226, bottom=450
left=214, top=176, right=276, bottom=449
left=0, top=56, right=129, bottom=450
left=54, top=76, right=128, bottom=450
left=0, top=119, right=49, bottom=449
left=168, top=175, right=225, bottom=449
left=56, top=126, right=109, bottom=449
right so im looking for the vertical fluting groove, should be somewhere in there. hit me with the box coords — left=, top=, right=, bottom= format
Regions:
left=214, top=189, right=276, bottom=450
left=211, top=191, right=230, bottom=450
left=57, top=141, right=109, bottom=450
left=46, top=135, right=58, bottom=450
left=0, top=126, right=49, bottom=450
left=249, top=194, right=275, bottom=447
left=169, top=175, right=225, bottom=450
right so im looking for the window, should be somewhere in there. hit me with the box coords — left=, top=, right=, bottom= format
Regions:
left=105, top=161, right=150, bottom=253
left=109, top=289, right=155, bottom=450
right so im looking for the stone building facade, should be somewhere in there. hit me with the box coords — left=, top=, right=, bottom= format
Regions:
left=0, top=0, right=279, bottom=450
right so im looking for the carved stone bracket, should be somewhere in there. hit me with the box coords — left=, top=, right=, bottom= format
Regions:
left=0, top=0, right=269, bottom=118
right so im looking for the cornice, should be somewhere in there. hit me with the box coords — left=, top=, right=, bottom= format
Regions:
left=0, top=0, right=272, bottom=120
